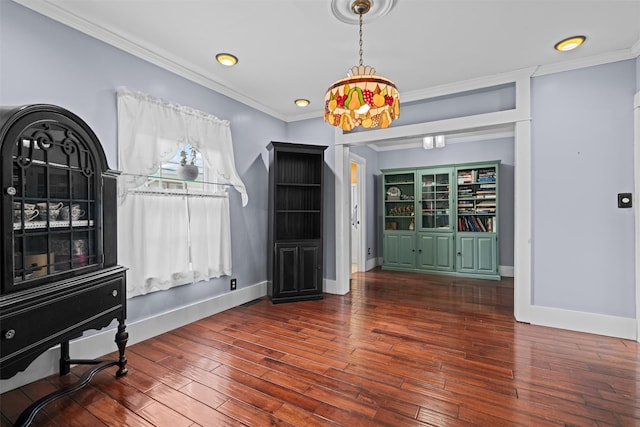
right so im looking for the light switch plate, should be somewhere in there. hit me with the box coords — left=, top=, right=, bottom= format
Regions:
left=618, top=193, right=632, bottom=208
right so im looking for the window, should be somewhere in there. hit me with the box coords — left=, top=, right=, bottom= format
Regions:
left=145, top=144, right=205, bottom=191
left=116, top=89, right=247, bottom=298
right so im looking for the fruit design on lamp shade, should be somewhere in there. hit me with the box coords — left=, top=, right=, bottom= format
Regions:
left=324, top=68, right=399, bottom=131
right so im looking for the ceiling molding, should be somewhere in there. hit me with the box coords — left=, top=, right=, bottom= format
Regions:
left=286, top=68, right=536, bottom=124
left=399, top=67, right=537, bottom=104
left=532, top=49, right=636, bottom=77
left=14, top=0, right=288, bottom=122
left=632, top=39, right=640, bottom=57
left=15, top=0, right=639, bottom=125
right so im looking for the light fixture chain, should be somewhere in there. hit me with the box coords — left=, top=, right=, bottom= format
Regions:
left=358, top=12, right=363, bottom=66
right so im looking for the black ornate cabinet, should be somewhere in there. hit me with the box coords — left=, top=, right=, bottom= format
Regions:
left=0, top=105, right=127, bottom=423
left=267, top=142, right=327, bottom=303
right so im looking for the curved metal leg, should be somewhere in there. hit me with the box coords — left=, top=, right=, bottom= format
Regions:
left=15, top=319, right=129, bottom=426
left=14, top=360, right=118, bottom=427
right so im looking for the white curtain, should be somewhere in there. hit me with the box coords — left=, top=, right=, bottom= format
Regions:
left=116, top=88, right=243, bottom=298
left=118, top=191, right=232, bottom=298
left=117, top=88, right=248, bottom=206
left=119, top=192, right=190, bottom=298
left=188, top=194, right=232, bottom=280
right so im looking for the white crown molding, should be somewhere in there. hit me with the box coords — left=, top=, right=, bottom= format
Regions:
left=632, top=39, right=640, bottom=57
left=13, top=0, right=287, bottom=122
left=401, top=67, right=537, bottom=104
left=532, top=49, right=636, bottom=77
left=288, top=67, right=533, bottom=123
left=14, top=0, right=640, bottom=125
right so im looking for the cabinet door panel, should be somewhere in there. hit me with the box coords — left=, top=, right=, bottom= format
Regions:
left=416, top=234, right=435, bottom=269
left=457, top=235, right=476, bottom=272
left=299, top=244, right=321, bottom=293
left=435, top=235, right=454, bottom=270
left=417, top=233, right=453, bottom=271
left=476, top=235, right=497, bottom=273
left=383, top=234, right=415, bottom=268
left=275, top=245, right=298, bottom=296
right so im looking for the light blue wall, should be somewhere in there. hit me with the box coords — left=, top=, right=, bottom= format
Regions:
left=1, top=1, right=637, bottom=330
left=531, top=60, right=636, bottom=317
left=286, top=119, right=337, bottom=279
left=0, top=1, right=293, bottom=323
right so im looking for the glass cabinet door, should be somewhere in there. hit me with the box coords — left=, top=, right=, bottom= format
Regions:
left=8, top=119, right=98, bottom=290
left=383, top=171, right=415, bottom=232
left=417, top=168, right=452, bottom=231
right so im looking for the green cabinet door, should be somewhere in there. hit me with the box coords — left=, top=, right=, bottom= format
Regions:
left=383, top=232, right=415, bottom=269
left=417, top=232, right=454, bottom=271
left=476, top=235, right=498, bottom=273
left=456, top=233, right=498, bottom=275
left=416, top=168, right=453, bottom=232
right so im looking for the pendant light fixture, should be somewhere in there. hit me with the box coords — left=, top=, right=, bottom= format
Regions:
left=324, top=0, right=399, bottom=131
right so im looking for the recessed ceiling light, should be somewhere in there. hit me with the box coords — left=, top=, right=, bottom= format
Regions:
left=554, top=36, right=586, bottom=52
left=216, top=53, right=238, bottom=66
left=294, top=99, right=310, bottom=107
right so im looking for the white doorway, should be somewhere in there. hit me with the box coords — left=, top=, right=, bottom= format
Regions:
left=350, top=153, right=367, bottom=273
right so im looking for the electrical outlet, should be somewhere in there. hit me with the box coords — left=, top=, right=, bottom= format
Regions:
left=230, top=278, right=237, bottom=290
left=368, top=248, right=371, bottom=255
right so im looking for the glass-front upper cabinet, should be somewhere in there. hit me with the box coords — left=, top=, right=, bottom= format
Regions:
left=382, top=170, right=415, bottom=231
left=417, top=168, right=452, bottom=231
left=2, top=108, right=104, bottom=292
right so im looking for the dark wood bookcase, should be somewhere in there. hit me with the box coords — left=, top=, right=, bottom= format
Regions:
left=0, top=104, right=127, bottom=424
left=267, top=142, right=327, bottom=303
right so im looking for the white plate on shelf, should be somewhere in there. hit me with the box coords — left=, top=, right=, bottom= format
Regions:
left=386, top=186, right=401, bottom=199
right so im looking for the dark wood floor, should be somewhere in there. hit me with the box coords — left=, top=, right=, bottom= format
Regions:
left=2, top=269, right=639, bottom=426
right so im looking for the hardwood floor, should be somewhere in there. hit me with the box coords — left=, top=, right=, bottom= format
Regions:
left=2, top=269, right=639, bottom=426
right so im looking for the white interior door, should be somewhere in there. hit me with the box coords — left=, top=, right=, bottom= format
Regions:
left=349, top=155, right=367, bottom=273
left=351, top=182, right=359, bottom=264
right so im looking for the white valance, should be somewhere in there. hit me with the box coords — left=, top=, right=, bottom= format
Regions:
left=117, top=88, right=248, bottom=206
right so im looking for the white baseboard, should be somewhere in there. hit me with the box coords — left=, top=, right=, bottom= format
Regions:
left=527, top=305, right=637, bottom=340
left=366, top=257, right=381, bottom=271
left=0, top=282, right=267, bottom=393
left=323, top=278, right=341, bottom=295
left=499, top=265, right=514, bottom=277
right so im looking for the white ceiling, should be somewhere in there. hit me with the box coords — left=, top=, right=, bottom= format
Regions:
left=14, top=0, right=640, bottom=123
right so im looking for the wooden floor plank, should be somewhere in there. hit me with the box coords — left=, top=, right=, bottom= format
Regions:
left=3, top=269, right=640, bottom=426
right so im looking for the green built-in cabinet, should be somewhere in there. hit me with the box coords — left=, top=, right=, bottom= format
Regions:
left=382, top=161, right=499, bottom=279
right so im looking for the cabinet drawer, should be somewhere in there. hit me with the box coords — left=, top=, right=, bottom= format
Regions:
left=0, top=275, right=125, bottom=360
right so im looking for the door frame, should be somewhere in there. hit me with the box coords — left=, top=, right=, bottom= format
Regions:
left=332, top=69, right=533, bottom=313
left=350, top=153, right=367, bottom=272
left=634, top=90, right=640, bottom=341
left=334, top=69, right=639, bottom=341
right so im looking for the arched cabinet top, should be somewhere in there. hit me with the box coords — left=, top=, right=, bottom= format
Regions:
left=0, top=104, right=111, bottom=175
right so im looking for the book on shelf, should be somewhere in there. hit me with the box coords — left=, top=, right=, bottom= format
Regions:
left=457, top=169, right=475, bottom=184
left=477, top=168, right=496, bottom=182
left=457, top=215, right=497, bottom=232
